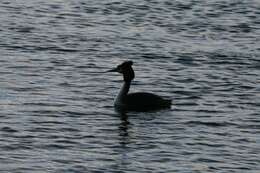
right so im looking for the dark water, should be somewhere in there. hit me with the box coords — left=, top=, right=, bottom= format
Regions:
left=1, top=0, right=260, bottom=172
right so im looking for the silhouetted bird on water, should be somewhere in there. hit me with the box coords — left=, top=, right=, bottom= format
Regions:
left=108, top=61, right=171, bottom=111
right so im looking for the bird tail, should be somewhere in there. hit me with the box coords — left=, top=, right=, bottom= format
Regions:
left=162, top=99, right=172, bottom=108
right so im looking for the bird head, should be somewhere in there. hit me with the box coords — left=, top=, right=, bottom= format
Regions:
left=108, top=61, right=135, bottom=82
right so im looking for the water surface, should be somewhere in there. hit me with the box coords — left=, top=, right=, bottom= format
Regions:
left=0, top=0, right=260, bottom=172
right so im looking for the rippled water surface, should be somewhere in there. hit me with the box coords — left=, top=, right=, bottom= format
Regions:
left=1, top=0, right=260, bottom=172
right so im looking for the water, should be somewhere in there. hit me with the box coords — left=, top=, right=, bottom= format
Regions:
left=0, top=0, right=260, bottom=172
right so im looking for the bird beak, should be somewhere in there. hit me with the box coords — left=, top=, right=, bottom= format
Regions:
left=106, top=67, right=118, bottom=72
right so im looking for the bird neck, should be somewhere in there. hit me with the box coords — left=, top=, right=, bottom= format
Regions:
left=115, top=81, right=131, bottom=105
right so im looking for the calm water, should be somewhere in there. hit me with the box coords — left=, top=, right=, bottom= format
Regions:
left=1, top=0, right=260, bottom=172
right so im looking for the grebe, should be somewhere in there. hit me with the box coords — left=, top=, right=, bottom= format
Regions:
left=108, top=61, right=171, bottom=111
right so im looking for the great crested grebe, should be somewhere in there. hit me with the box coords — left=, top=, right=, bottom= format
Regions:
left=108, top=61, right=171, bottom=111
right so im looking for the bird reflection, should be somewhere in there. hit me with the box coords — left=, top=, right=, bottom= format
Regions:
left=109, top=108, right=131, bottom=171
left=116, top=108, right=130, bottom=139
